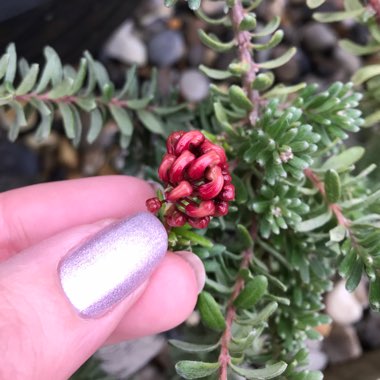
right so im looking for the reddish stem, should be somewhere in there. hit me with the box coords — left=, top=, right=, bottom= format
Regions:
left=218, top=248, right=253, bottom=380
left=230, top=0, right=260, bottom=125
left=369, top=0, right=380, bottom=22
left=304, top=168, right=350, bottom=228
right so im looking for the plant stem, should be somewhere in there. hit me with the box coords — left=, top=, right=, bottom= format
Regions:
left=304, top=168, right=350, bottom=227
left=230, top=0, right=260, bottom=125
left=369, top=0, right=380, bottom=22
left=218, top=248, right=253, bottom=380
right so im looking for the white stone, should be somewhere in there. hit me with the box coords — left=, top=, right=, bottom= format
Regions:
left=180, top=69, right=210, bottom=102
left=325, top=280, right=363, bottom=325
left=104, top=20, right=147, bottom=66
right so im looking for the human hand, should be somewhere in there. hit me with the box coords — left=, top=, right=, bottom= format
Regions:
left=0, top=176, right=205, bottom=379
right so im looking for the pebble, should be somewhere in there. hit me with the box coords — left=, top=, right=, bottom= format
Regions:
left=306, top=340, right=328, bottom=371
left=356, top=310, right=380, bottom=350
left=148, top=30, right=185, bottom=67
left=332, top=47, right=361, bottom=81
left=323, top=324, right=362, bottom=364
left=301, top=22, right=337, bottom=52
left=325, top=280, right=363, bottom=325
left=104, top=21, right=147, bottom=66
left=179, top=69, right=210, bottom=102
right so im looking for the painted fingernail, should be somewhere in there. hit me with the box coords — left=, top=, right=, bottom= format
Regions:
left=58, top=212, right=168, bottom=318
left=175, top=251, right=206, bottom=294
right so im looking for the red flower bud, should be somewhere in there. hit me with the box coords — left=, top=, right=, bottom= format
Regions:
left=188, top=216, right=211, bottom=229
left=166, top=181, right=193, bottom=202
left=185, top=200, right=215, bottom=218
left=200, top=140, right=227, bottom=164
left=158, top=154, right=176, bottom=183
left=219, top=183, right=235, bottom=201
left=198, top=166, right=224, bottom=200
left=175, top=131, right=205, bottom=155
left=166, top=209, right=187, bottom=227
left=146, top=197, right=163, bottom=213
left=214, top=201, right=229, bottom=216
left=187, top=151, right=221, bottom=180
left=222, top=171, right=232, bottom=184
left=166, top=131, right=185, bottom=155
left=169, top=150, right=196, bottom=184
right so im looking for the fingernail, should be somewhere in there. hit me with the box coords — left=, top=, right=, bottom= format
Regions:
left=58, top=212, right=168, bottom=318
left=175, top=251, right=206, bottom=294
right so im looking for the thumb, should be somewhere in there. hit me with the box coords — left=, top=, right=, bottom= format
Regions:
left=0, top=212, right=168, bottom=380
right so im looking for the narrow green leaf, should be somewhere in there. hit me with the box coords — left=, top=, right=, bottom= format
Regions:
left=325, top=169, right=341, bottom=203
left=340, top=39, right=380, bottom=55
left=296, top=210, right=332, bottom=232
left=229, top=85, right=253, bottom=111
left=253, top=30, right=284, bottom=51
left=137, top=110, right=164, bottom=135
left=259, top=47, right=296, bottom=69
left=291, top=370, right=323, bottom=380
left=169, top=339, right=219, bottom=353
left=252, top=16, right=280, bottom=37
left=345, top=258, right=363, bottom=292
left=364, top=110, right=380, bottom=127
left=195, top=9, right=228, bottom=25
left=117, top=65, right=137, bottom=99
left=369, top=277, right=380, bottom=311
left=48, top=78, right=73, bottom=99
left=263, top=82, right=306, bottom=98
left=199, top=64, right=232, bottom=80
left=74, top=98, right=97, bottom=112
left=240, top=13, right=257, bottom=31
left=252, top=72, right=275, bottom=90
left=188, top=0, right=201, bottom=10
left=35, top=112, right=53, bottom=141
left=237, top=224, right=253, bottom=249
left=198, top=29, right=235, bottom=52
left=154, top=104, right=187, bottom=115
left=0, top=53, right=9, bottom=80
left=329, top=225, right=346, bottom=242
left=35, top=46, right=63, bottom=93
left=197, top=291, right=226, bottom=331
left=237, top=302, right=278, bottom=326
left=307, top=0, right=326, bottom=8
left=230, top=361, right=287, bottom=379
left=232, top=174, right=248, bottom=204
left=174, top=228, right=213, bottom=248
left=175, top=361, right=219, bottom=379
left=69, top=58, right=88, bottom=95
left=344, top=0, right=363, bottom=11
left=8, top=101, right=27, bottom=141
left=352, top=65, right=380, bottom=85
left=58, top=103, right=76, bottom=139
left=87, top=109, right=103, bottom=144
left=109, top=104, right=133, bottom=136
left=5, top=43, right=17, bottom=84
left=126, top=97, right=151, bottom=110
left=322, top=147, right=365, bottom=170
left=30, top=98, right=51, bottom=116
left=234, top=275, right=268, bottom=309
left=313, top=8, right=364, bottom=22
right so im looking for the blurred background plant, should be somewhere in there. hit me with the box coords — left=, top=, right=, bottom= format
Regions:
left=1, top=0, right=380, bottom=379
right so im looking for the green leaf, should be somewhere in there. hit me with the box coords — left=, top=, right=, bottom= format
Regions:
left=35, top=46, right=63, bottom=93
left=296, top=210, right=332, bottom=232
left=30, top=98, right=51, bottom=116
left=290, top=370, right=323, bottom=380
left=199, top=64, right=233, bottom=80
left=48, top=78, right=73, bottom=98
left=35, top=112, right=53, bottom=141
left=229, top=85, right=253, bottom=111
left=307, top=0, right=326, bottom=8
left=364, top=110, right=380, bottom=127
left=109, top=104, right=133, bottom=136
left=234, top=276, right=268, bottom=309
left=240, top=13, right=257, bottom=31
left=252, top=72, right=275, bottom=91
left=69, top=58, right=88, bottom=95
left=259, top=47, right=296, bottom=69
left=230, top=361, right=287, bottom=379
left=8, top=101, right=27, bottom=141
left=5, top=43, right=17, bottom=84
left=329, top=225, right=346, bottom=242
left=87, top=109, right=103, bottom=144
left=195, top=8, right=228, bottom=25
left=188, top=0, right=201, bottom=10
left=345, top=258, right=363, bottom=292
left=154, top=104, right=187, bottom=115
left=58, top=103, right=76, bottom=139
left=253, top=30, right=284, bottom=51
left=232, top=174, right=248, bottom=204
left=313, top=8, right=364, bottom=22
left=325, top=169, right=341, bottom=203
left=137, top=110, right=164, bottom=135
left=340, top=39, right=380, bottom=55
left=0, top=53, right=10, bottom=80
left=344, top=0, right=363, bottom=11
left=174, top=228, right=213, bottom=248
left=237, top=224, right=253, bottom=249
left=15, top=64, right=39, bottom=95
left=175, top=361, right=219, bottom=379
left=169, top=339, right=220, bottom=353
left=126, top=97, right=151, bottom=110
left=352, top=65, right=380, bottom=85
left=74, top=98, right=97, bottom=112
left=322, top=147, right=365, bottom=170
left=263, top=83, right=306, bottom=98
left=198, top=29, right=235, bottom=52
left=252, top=16, right=280, bottom=37
left=369, top=277, right=380, bottom=311
left=197, top=291, right=226, bottom=331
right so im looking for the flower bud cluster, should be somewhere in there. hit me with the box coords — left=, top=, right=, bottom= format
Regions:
left=146, top=131, right=235, bottom=228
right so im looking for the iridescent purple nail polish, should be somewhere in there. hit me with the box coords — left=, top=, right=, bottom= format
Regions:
left=58, top=212, right=168, bottom=318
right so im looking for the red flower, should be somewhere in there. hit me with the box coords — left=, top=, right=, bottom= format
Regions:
left=147, top=130, right=235, bottom=229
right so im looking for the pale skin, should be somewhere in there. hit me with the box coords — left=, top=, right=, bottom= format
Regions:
left=0, top=176, right=204, bottom=379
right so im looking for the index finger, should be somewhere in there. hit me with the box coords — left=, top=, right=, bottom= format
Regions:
left=0, top=175, right=155, bottom=259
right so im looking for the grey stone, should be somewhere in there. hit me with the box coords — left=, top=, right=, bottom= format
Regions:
left=356, top=310, right=380, bottom=349
left=302, top=22, right=337, bottom=52
left=148, top=30, right=185, bottom=67
left=180, top=69, right=210, bottom=102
